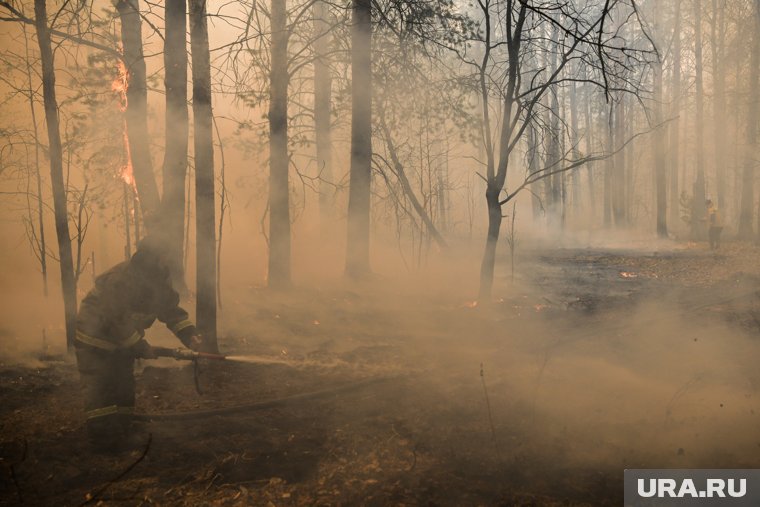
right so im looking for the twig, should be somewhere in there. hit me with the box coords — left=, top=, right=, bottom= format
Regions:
left=479, top=363, right=501, bottom=459
left=80, top=434, right=152, bottom=506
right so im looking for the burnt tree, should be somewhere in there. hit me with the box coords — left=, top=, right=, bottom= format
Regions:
left=189, top=0, right=218, bottom=351
left=115, top=0, right=160, bottom=217
left=345, top=0, right=372, bottom=278
left=268, top=0, right=292, bottom=288
left=161, top=0, right=189, bottom=289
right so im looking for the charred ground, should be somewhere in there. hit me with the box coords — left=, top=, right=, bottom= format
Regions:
left=2, top=243, right=760, bottom=506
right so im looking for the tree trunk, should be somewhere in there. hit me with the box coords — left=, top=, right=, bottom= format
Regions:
left=625, top=100, right=635, bottom=219
left=345, top=0, right=372, bottom=278
left=546, top=26, right=561, bottom=227
left=478, top=184, right=501, bottom=299
left=268, top=0, right=291, bottom=287
left=569, top=74, right=580, bottom=213
left=653, top=12, right=667, bottom=238
left=583, top=80, right=596, bottom=218
left=34, top=0, right=77, bottom=347
left=669, top=0, right=681, bottom=228
left=739, top=0, right=760, bottom=238
left=604, top=105, right=613, bottom=227
left=313, top=0, right=333, bottom=225
left=613, top=97, right=626, bottom=226
left=161, top=0, right=189, bottom=290
left=189, top=0, right=217, bottom=351
left=24, top=25, right=48, bottom=296
left=691, top=0, right=707, bottom=239
left=527, top=125, right=542, bottom=219
left=477, top=5, right=524, bottom=299
left=115, top=0, right=160, bottom=218
left=711, top=0, right=726, bottom=211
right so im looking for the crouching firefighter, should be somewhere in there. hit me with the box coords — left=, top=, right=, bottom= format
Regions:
left=74, top=236, right=201, bottom=452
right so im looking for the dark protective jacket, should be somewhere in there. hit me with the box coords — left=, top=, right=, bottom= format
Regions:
left=75, top=260, right=196, bottom=351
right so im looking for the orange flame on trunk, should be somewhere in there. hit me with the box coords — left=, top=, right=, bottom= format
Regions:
left=112, top=60, right=136, bottom=193
left=112, top=60, right=129, bottom=112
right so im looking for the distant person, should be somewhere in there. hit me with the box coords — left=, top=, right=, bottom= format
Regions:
left=705, top=199, right=723, bottom=250
left=75, top=236, right=202, bottom=452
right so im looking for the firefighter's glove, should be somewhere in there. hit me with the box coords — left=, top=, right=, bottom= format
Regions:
left=135, top=339, right=159, bottom=359
left=189, top=335, right=204, bottom=352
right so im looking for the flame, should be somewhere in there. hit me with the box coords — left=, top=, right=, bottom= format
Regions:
left=112, top=60, right=137, bottom=194
left=119, top=130, right=136, bottom=191
left=112, top=60, right=128, bottom=112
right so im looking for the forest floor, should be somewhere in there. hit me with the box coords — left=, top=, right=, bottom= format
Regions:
left=2, top=239, right=760, bottom=506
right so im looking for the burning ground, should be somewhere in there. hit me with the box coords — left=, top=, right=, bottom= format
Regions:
left=2, top=243, right=760, bottom=506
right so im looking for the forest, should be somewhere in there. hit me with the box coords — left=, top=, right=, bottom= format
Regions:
left=1, top=0, right=760, bottom=504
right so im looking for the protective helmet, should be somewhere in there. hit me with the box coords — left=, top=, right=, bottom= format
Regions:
left=130, top=235, right=170, bottom=279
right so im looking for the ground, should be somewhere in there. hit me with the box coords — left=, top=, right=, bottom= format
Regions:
left=2, top=241, right=760, bottom=506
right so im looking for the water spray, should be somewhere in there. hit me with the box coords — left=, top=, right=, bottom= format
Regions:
left=148, top=346, right=339, bottom=368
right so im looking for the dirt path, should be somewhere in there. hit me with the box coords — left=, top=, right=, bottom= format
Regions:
left=2, top=243, right=759, bottom=506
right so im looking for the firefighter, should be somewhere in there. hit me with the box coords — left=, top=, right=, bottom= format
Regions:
left=75, top=236, right=201, bottom=452
left=705, top=199, right=723, bottom=250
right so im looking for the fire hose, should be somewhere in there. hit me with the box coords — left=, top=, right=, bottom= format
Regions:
left=150, top=346, right=227, bottom=362
left=147, top=346, right=228, bottom=395
left=137, top=346, right=404, bottom=421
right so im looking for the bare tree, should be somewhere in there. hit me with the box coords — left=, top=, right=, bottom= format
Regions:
left=711, top=0, right=727, bottom=210
left=652, top=9, right=667, bottom=237
left=190, top=0, right=218, bottom=351
left=468, top=0, right=649, bottom=298
left=268, top=0, right=292, bottom=288
left=345, top=0, right=372, bottom=277
left=691, top=0, right=706, bottom=239
left=738, top=0, right=760, bottom=238
left=669, top=0, right=682, bottom=228
left=33, top=0, right=77, bottom=347
left=313, top=0, right=334, bottom=225
left=161, top=0, right=189, bottom=289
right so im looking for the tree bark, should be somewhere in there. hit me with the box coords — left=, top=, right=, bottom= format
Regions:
left=345, top=0, right=372, bottom=278
left=189, top=0, right=217, bottom=351
left=161, top=0, right=189, bottom=290
left=34, top=0, right=77, bottom=347
left=115, top=0, right=160, bottom=218
left=313, top=0, right=333, bottom=225
left=268, top=0, right=291, bottom=287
